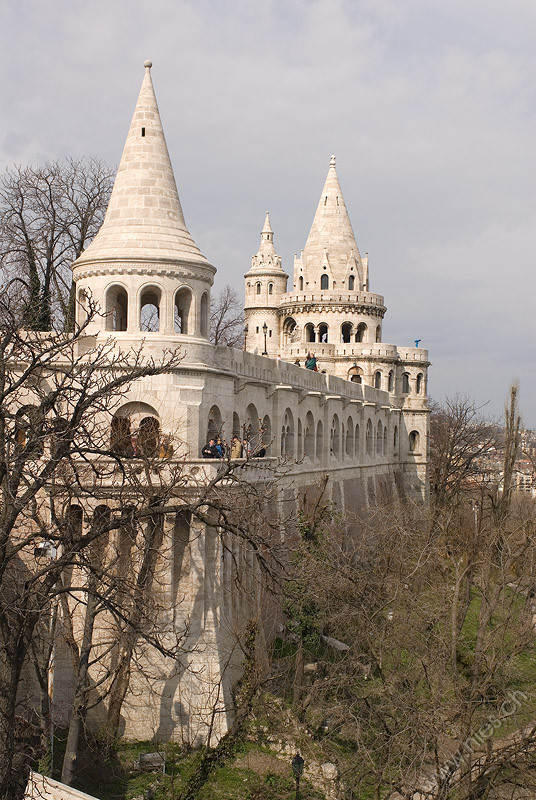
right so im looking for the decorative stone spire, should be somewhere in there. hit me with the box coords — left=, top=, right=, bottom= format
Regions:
left=297, top=155, right=363, bottom=289
left=74, top=61, right=212, bottom=270
left=247, top=211, right=284, bottom=273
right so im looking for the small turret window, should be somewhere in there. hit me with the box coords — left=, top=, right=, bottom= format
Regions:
left=256, top=283, right=261, bottom=295
left=321, top=274, right=329, bottom=290
left=402, top=372, right=410, bottom=394
left=416, top=373, right=423, bottom=394
left=299, top=276, right=303, bottom=291
left=348, top=275, right=355, bottom=290
left=268, top=283, right=273, bottom=295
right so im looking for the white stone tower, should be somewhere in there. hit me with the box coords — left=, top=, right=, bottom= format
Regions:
left=243, top=212, right=288, bottom=356
left=72, top=61, right=215, bottom=341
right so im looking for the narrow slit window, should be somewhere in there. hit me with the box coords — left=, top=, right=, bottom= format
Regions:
left=141, top=127, right=146, bottom=137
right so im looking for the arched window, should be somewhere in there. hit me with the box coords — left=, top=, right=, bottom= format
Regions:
left=341, top=322, right=352, bottom=343
left=354, top=423, right=360, bottom=457
left=348, top=274, right=355, bottom=290
left=140, top=286, right=161, bottom=332
left=305, top=323, right=315, bottom=343
left=374, top=371, right=382, bottom=389
left=297, top=419, right=303, bottom=460
left=207, top=405, right=222, bottom=442
left=232, top=412, right=241, bottom=438
left=376, top=421, right=383, bottom=455
left=138, top=417, right=160, bottom=457
left=402, top=373, right=410, bottom=394
left=281, top=408, right=294, bottom=458
left=316, top=420, right=323, bottom=461
left=366, top=419, right=373, bottom=455
left=256, top=282, right=262, bottom=295
left=172, top=511, right=191, bottom=605
left=409, top=430, right=420, bottom=452
left=245, top=403, right=260, bottom=446
left=105, top=285, right=128, bottom=332
left=283, top=317, right=297, bottom=345
left=318, top=323, right=328, bottom=343
left=305, top=411, right=315, bottom=459
left=78, top=288, right=88, bottom=325
left=330, top=414, right=340, bottom=458
left=262, top=414, right=272, bottom=455
left=355, top=323, right=367, bottom=343
left=200, top=293, right=209, bottom=338
left=320, top=274, right=329, bottom=290
left=268, top=283, right=273, bottom=295
left=416, top=373, right=423, bottom=394
left=384, top=426, right=388, bottom=454
left=298, top=276, right=304, bottom=291
left=346, top=416, right=354, bottom=457
left=349, top=366, right=363, bottom=383
left=174, top=287, right=192, bottom=334
left=393, top=425, right=398, bottom=448
left=376, top=325, right=381, bottom=343
left=388, top=370, right=394, bottom=392
left=111, top=414, right=133, bottom=456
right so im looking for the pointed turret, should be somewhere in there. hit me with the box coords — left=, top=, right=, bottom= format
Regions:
left=244, top=212, right=288, bottom=357
left=73, top=63, right=215, bottom=339
left=294, top=156, right=364, bottom=291
left=74, top=61, right=213, bottom=270
left=247, top=211, right=284, bottom=273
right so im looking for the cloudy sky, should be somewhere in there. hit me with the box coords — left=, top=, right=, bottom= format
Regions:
left=2, top=0, right=535, bottom=423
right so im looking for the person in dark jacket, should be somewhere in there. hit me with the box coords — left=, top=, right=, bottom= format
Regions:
left=202, top=439, right=218, bottom=458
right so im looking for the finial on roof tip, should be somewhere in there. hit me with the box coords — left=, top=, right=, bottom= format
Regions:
left=330, top=154, right=336, bottom=167
left=144, top=60, right=152, bottom=69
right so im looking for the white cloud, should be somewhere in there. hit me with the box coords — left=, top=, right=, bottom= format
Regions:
left=1, top=0, right=535, bottom=422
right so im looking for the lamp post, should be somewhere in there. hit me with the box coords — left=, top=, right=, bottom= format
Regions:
left=262, top=322, right=268, bottom=355
left=292, top=752, right=304, bottom=800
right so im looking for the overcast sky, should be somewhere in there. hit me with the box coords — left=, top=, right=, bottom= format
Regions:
left=2, top=0, right=535, bottom=424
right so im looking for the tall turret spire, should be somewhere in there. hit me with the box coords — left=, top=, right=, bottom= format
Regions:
left=74, top=61, right=211, bottom=269
left=295, top=155, right=364, bottom=291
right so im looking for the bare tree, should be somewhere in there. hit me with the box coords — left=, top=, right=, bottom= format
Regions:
left=0, top=159, right=113, bottom=331
left=429, top=396, right=497, bottom=506
left=210, top=285, right=245, bottom=348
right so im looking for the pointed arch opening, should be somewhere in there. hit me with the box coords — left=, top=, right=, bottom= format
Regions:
left=281, top=408, right=294, bottom=458
left=409, top=430, right=420, bottom=453
left=374, top=371, right=382, bottom=389
left=366, top=418, right=373, bottom=455
left=348, top=274, right=355, bottom=290
left=298, top=276, right=304, bottom=291
left=330, top=414, right=340, bottom=458
left=345, top=416, right=354, bottom=457
left=320, top=274, right=329, bottom=290
left=416, top=373, right=424, bottom=394
left=305, top=411, right=315, bottom=459
left=402, top=372, right=410, bottom=394
left=376, top=325, right=381, bottom=343
left=316, top=420, right=324, bottom=461
left=388, top=370, right=394, bottom=392
left=376, top=421, right=383, bottom=455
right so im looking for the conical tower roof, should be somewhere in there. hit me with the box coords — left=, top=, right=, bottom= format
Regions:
left=245, top=211, right=286, bottom=276
left=300, top=156, right=362, bottom=281
left=74, top=61, right=213, bottom=271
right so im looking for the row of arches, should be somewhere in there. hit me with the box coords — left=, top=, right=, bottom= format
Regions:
left=88, top=283, right=210, bottom=336
left=283, top=317, right=381, bottom=345
left=205, top=403, right=422, bottom=462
